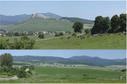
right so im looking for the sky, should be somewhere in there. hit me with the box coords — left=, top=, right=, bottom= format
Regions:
left=0, top=50, right=126, bottom=59
left=0, top=1, right=126, bottom=20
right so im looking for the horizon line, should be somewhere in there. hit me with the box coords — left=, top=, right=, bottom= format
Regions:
left=3, top=54, right=126, bottom=60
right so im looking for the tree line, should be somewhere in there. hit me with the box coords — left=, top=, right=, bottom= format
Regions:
left=72, top=13, right=126, bottom=34
left=91, top=13, right=126, bottom=34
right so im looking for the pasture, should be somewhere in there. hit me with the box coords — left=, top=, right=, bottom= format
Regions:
left=0, top=33, right=126, bottom=49
left=34, top=33, right=126, bottom=49
left=0, top=66, right=125, bottom=83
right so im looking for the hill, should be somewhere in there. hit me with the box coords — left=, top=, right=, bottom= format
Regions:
left=61, top=17, right=94, bottom=24
left=41, top=12, right=62, bottom=19
left=2, top=18, right=73, bottom=32
left=0, top=14, right=31, bottom=25
left=13, top=56, right=126, bottom=66
left=0, top=13, right=93, bottom=25
left=0, top=13, right=62, bottom=25
left=0, top=13, right=94, bottom=32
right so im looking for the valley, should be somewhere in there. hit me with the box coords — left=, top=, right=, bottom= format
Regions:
left=0, top=56, right=126, bottom=83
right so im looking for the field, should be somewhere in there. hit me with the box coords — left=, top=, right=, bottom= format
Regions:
left=34, top=33, right=126, bottom=49
left=0, top=33, right=126, bottom=49
left=0, top=66, right=125, bottom=83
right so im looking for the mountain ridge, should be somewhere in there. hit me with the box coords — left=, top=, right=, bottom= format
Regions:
left=13, top=55, right=126, bottom=66
left=0, top=12, right=94, bottom=25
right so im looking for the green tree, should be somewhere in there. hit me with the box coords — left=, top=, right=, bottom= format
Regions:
left=102, top=17, right=110, bottom=33
left=119, top=14, right=126, bottom=32
left=110, top=15, right=120, bottom=33
left=91, top=16, right=110, bottom=34
left=91, top=16, right=104, bottom=34
left=72, top=22, right=83, bottom=33
left=0, top=53, right=13, bottom=67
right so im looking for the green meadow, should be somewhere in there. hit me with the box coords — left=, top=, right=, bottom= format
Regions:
left=0, top=66, right=125, bottom=83
left=0, top=33, right=126, bottom=49
left=34, top=33, right=126, bottom=49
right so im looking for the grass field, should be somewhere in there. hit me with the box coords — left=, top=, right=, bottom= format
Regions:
left=0, top=33, right=125, bottom=49
left=33, top=33, right=126, bottom=49
left=0, top=66, right=125, bottom=83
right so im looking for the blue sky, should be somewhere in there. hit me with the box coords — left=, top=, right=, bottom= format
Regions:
left=0, top=1, right=126, bottom=20
left=0, top=50, right=126, bottom=59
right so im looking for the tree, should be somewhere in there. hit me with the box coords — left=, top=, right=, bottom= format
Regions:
left=110, top=15, right=120, bottom=33
left=119, top=14, right=126, bottom=32
left=102, top=17, right=110, bottom=33
left=72, top=22, right=83, bottom=33
left=91, top=16, right=110, bottom=34
left=91, top=16, right=104, bottom=34
left=0, top=53, right=13, bottom=67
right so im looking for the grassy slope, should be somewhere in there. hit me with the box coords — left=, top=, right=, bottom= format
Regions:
left=34, top=33, right=126, bottom=49
left=0, top=66, right=125, bottom=83
left=0, top=33, right=125, bottom=49
left=2, top=18, right=73, bottom=32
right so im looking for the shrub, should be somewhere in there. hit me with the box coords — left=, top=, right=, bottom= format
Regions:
left=38, top=33, right=45, bottom=39
left=84, top=29, right=91, bottom=35
left=55, top=32, right=64, bottom=37
left=0, top=36, right=35, bottom=49
left=0, top=39, right=10, bottom=49
left=17, top=69, right=27, bottom=78
left=0, top=67, right=17, bottom=76
left=13, top=36, right=35, bottom=49
left=72, top=33, right=77, bottom=37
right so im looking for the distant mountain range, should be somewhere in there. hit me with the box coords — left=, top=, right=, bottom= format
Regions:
left=0, top=12, right=94, bottom=25
left=13, top=56, right=126, bottom=67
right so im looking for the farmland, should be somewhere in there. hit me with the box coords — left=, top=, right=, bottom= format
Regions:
left=0, top=66, right=125, bottom=83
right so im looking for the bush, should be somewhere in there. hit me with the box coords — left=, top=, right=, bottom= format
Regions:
left=0, top=67, right=17, bottom=76
left=0, top=36, right=35, bottom=49
left=84, top=29, right=91, bottom=35
left=38, top=33, right=45, bottom=39
left=13, top=36, right=35, bottom=49
left=0, top=39, right=10, bottom=49
left=72, top=33, right=77, bottom=37
left=17, top=69, right=27, bottom=78
left=55, top=32, right=64, bottom=37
